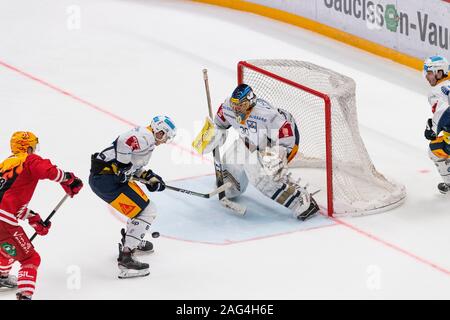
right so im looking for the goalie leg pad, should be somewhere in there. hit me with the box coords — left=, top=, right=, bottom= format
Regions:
left=124, top=202, right=156, bottom=251
left=245, top=152, right=316, bottom=219
left=222, top=164, right=248, bottom=199
left=221, top=140, right=249, bottom=199
left=251, top=175, right=313, bottom=218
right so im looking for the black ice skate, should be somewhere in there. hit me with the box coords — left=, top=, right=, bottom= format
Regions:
left=16, top=292, right=32, bottom=300
left=438, top=183, right=450, bottom=194
left=0, top=274, right=17, bottom=290
left=120, top=228, right=154, bottom=255
left=297, top=197, right=319, bottom=221
left=117, top=244, right=150, bottom=279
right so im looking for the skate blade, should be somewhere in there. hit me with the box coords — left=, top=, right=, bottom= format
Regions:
left=133, top=249, right=155, bottom=256
left=0, top=284, right=16, bottom=291
left=118, top=268, right=150, bottom=279
left=0, top=287, right=16, bottom=291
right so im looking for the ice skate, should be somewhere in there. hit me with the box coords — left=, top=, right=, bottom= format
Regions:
left=0, top=274, right=17, bottom=290
left=117, top=244, right=150, bottom=279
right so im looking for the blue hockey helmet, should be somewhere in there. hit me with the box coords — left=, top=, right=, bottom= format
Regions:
left=230, top=84, right=256, bottom=117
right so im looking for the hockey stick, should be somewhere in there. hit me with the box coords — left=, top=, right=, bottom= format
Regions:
left=30, top=194, right=70, bottom=242
left=133, top=176, right=233, bottom=199
left=203, top=69, right=247, bottom=216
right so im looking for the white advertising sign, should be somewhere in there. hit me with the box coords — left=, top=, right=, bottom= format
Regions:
left=242, top=0, right=450, bottom=60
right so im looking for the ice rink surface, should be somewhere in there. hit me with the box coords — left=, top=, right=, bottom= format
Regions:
left=0, top=0, right=449, bottom=299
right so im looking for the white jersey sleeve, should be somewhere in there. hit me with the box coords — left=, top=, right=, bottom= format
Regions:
left=96, top=126, right=156, bottom=174
left=429, top=79, right=450, bottom=134
left=115, top=134, right=134, bottom=165
left=214, top=103, right=232, bottom=129
left=267, top=108, right=299, bottom=161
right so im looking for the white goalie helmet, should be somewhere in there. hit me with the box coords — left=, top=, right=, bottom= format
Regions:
left=149, top=115, right=177, bottom=143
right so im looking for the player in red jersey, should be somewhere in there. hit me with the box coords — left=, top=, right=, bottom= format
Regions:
left=0, top=131, right=83, bottom=300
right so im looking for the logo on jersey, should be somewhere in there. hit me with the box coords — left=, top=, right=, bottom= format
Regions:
left=18, top=270, right=34, bottom=280
left=217, top=105, right=227, bottom=122
left=432, top=102, right=438, bottom=114
left=13, top=231, right=32, bottom=254
left=1, top=242, right=16, bottom=257
left=126, top=136, right=141, bottom=151
left=279, top=122, right=294, bottom=138
left=119, top=202, right=137, bottom=216
left=249, top=115, right=267, bottom=122
left=246, top=120, right=257, bottom=133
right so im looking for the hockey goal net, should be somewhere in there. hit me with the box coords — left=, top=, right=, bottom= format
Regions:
left=238, top=60, right=406, bottom=216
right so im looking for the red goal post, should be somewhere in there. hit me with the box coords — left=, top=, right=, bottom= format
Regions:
left=237, top=60, right=405, bottom=217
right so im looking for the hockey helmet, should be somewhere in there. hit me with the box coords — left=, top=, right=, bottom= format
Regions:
left=149, top=116, right=177, bottom=143
left=424, top=55, right=449, bottom=78
left=230, top=84, right=256, bottom=116
left=10, top=131, right=39, bottom=155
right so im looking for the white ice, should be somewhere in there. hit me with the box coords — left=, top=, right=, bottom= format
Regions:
left=0, top=0, right=449, bottom=299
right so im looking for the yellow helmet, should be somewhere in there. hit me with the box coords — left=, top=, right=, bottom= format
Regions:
left=10, top=131, right=39, bottom=155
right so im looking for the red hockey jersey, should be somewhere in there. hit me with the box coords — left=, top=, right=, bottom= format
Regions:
left=0, top=154, right=65, bottom=226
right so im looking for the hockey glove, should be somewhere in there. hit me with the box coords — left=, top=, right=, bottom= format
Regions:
left=28, top=212, right=51, bottom=236
left=116, top=162, right=133, bottom=184
left=140, top=170, right=165, bottom=192
left=61, top=172, right=83, bottom=197
left=425, top=118, right=437, bottom=141
left=258, top=146, right=288, bottom=179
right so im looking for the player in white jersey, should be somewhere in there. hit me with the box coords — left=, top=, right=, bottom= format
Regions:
left=207, top=84, right=319, bottom=220
left=423, top=56, right=450, bottom=194
left=89, top=116, right=176, bottom=278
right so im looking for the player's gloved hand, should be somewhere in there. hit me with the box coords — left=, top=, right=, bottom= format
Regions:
left=258, top=146, right=288, bottom=179
left=61, top=172, right=83, bottom=197
left=116, top=162, right=133, bottom=184
left=28, top=212, right=51, bottom=236
left=424, top=118, right=437, bottom=140
left=140, top=170, right=166, bottom=192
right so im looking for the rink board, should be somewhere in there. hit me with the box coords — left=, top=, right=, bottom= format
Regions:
left=150, top=175, right=335, bottom=244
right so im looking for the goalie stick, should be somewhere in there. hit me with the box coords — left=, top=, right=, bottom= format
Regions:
left=203, top=69, right=247, bottom=216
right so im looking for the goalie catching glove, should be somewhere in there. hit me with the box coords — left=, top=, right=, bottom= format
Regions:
left=258, top=146, right=288, bottom=179
left=192, top=117, right=227, bottom=154
left=139, top=170, right=166, bottom=192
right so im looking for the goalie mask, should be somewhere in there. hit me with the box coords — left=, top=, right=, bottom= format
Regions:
left=230, top=84, right=256, bottom=121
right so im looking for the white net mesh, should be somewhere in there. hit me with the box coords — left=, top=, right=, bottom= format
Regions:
left=239, top=59, right=405, bottom=216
